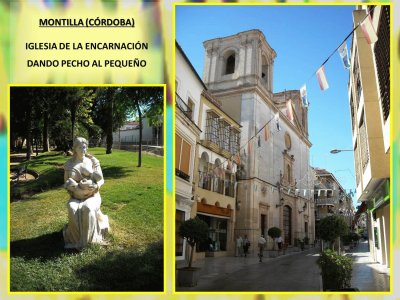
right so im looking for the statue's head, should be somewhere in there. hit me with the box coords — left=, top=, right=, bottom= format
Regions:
left=72, top=137, right=88, bottom=157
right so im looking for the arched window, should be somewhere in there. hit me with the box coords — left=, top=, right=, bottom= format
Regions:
left=199, top=152, right=211, bottom=190
left=225, top=54, right=235, bottom=74
left=261, top=55, right=269, bottom=88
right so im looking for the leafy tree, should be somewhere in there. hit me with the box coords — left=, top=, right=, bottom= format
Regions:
left=64, top=87, right=96, bottom=145
left=10, top=87, right=98, bottom=155
left=91, top=87, right=130, bottom=154
left=178, top=218, right=208, bottom=268
left=318, top=215, right=348, bottom=250
left=121, top=87, right=163, bottom=166
left=10, top=87, right=35, bottom=159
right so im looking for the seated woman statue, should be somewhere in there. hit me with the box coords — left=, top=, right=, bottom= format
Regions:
left=63, top=137, right=109, bottom=249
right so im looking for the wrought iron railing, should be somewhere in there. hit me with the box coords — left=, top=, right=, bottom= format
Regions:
left=176, top=168, right=190, bottom=182
left=374, top=5, right=390, bottom=122
left=198, top=171, right=235, bottom=197
left=175, top=93, right=193, bottom=120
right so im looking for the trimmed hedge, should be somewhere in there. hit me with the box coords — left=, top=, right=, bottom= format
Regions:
left=317, top=249, right=353, bottom=290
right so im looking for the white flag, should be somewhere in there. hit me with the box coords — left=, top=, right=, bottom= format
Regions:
left=338, top=42, right=351, bottom=69
left=274, top=112, right=281, bottom=131
left=300, top=85, right=308, bottom=107
left=316, top=65, right=329, bottom=91
left=286, top=99, right=294, bottom=122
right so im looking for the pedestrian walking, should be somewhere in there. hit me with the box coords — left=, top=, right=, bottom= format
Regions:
left=236, top=235, right=243, bottom=257
left=243, top=235, right=250, bottom=257
left=258, top=234, right=267, bottom=262
left=277, top=236, right=283, bottom=251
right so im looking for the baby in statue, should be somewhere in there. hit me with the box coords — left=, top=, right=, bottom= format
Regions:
left=65, top=165, right=103, bottom=200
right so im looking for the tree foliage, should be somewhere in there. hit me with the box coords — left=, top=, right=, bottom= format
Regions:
left=10, top=87, right=98, bottom=155
left=317, top=249, right=353, bottom=290
left=318, top=215, right=348, bottom=249
left=120, top=87, right=163, bottom=166
left=10, top=86, right=163, bottom=159
left=178, top=218, right=208, bottom=268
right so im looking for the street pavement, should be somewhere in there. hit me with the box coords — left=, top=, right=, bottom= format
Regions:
left=176, top=240, right=390, bottom=292
left=176, top=246, right=321, bottom=292
left=349, top=240, right=390, bottom=291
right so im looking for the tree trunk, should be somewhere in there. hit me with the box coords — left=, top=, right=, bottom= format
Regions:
left=136, top=102, right=142, bottom=167
left=106, top=94, right=113, bottom=154
left=188, top=245, right=195, bottom=268
left=26, top=103, right=32, bottom=160
left=42, top=110, right=49, bottom=152
left=35, top=134, right=39, bottom=156
left=71, top=106, right=76, bottom=145
left=10, top=130, right=15, bottom=152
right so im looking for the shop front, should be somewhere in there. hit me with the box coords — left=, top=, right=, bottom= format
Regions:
left=195, top=201, right=233, bottom=257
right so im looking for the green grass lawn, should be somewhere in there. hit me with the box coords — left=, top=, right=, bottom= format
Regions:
left=10, top=148, right=164, bottom=291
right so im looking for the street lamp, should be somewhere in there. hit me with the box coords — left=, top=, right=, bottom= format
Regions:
left=330, top=149, right=353, bottom=154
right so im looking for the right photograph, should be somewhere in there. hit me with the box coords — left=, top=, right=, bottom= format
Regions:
left=175, top=4, right=390, bottom=292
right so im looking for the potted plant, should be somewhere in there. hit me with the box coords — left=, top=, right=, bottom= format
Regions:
left=267, top=227, right=281, bottom=257
left=317, top=249, right=355, bottom=291
left=177, top=217, right=209, bottom=287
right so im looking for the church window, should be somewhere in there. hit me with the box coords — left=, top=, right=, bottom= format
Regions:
left=225, top=54, right=235, bottom=74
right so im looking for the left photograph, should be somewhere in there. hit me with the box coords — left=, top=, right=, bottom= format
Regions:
left=9, top=85, right=165, bottom=292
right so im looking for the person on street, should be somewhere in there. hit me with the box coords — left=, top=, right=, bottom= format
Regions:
left=243, top=235, right=250, bottom=257
left=236, top=235, right=243, bottom=257
left=258, top=234, right=267, bottom=262
left=277, top=235, right=283, bottom=251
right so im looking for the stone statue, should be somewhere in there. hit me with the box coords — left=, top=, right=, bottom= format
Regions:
left=63, top=137, right=109, bottom=249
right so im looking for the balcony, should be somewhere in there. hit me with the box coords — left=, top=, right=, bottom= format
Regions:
left=198, top=171, right=235, bottom=198
left=315, top=198, right=337, bottom=206
left=176, top=93, right=193, bottom=120
left=176, top=168, right=190, bottom=182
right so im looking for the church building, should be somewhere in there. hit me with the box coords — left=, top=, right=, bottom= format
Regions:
left=201, top=29, right=315, bottom=250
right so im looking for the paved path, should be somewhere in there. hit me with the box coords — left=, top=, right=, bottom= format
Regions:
left=177, top=241, right=390, bottom=292
left=349, top=240, right=390, bottom=291
left=177, top=247, right=321, bottom=291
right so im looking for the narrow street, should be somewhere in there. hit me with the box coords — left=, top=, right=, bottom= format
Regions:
left=176, top=241, right=390, bottom=292
left=177, top=248, right=321, bottom=292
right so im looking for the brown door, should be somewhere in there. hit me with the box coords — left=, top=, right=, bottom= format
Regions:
left=283, top=205, right=292, bottom=245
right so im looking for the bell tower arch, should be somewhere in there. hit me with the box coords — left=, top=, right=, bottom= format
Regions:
left=202, top=29, right=276, bottom=96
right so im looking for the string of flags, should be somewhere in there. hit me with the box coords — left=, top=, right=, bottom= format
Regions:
left=302, top=6, right=378, bottom=96
left=234, top=7, right=379, bottom=165
left=237, top=181, right=356, bottom=198
left=207, top=7, right=377, bottom=186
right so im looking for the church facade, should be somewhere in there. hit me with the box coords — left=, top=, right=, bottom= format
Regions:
left=201, top=29, right=315, bottom=250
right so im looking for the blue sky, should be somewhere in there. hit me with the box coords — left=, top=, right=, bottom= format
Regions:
left=176, top=4, right=358, bottom=206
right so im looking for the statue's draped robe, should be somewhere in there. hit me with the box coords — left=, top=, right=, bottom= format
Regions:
left=63, top=156, right=108, bottom=249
